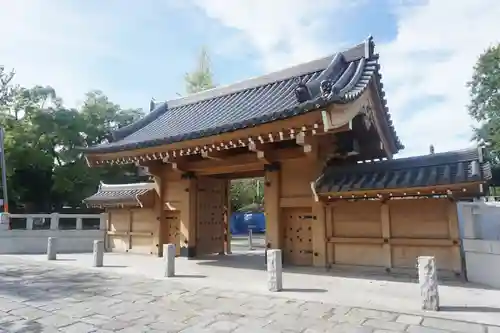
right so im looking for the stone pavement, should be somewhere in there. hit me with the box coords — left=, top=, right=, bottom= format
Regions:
left=0, top=256, right=499, bottom=333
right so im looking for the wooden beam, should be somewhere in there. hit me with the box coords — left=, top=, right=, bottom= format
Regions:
left=248, top=142, right=270, bottom=163
left=201, top=151, right=222, bottom=161
left=320, top=181, right=486, bottom=200
left=88, top=110, right=324, bottom=161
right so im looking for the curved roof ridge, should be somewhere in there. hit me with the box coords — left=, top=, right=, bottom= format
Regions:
left=109, top=40, right=370, bottom=143
left=99, top=182, right=155, bottom=192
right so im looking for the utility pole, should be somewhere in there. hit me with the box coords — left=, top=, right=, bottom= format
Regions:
left=0, top=127, right=8, bottom=213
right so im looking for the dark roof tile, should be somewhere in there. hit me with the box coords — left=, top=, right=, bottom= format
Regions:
left=83, top=183, right=154, bottom=207
left=315, top=147, right=491, bottom=195
left=84, top=37, right=402, bottom=154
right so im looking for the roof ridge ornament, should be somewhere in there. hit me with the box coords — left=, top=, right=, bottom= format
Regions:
left=365, top=35, right=374, bottom=58
left=294, top=78, right=312, bottom=104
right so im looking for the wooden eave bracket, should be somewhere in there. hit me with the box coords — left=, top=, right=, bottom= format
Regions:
left=295, top=132, right=313, bottom=154
left=201, top=151, right=222, bottom=161
left=248, top=141, right=270, bottom=163
left=310, top=181, right=320, bottom=202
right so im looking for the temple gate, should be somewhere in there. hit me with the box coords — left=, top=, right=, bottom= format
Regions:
left=83, top=37, right=491, bottom=277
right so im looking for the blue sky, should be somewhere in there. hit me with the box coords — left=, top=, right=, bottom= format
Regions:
left=2, top=0, right=500, bottom=157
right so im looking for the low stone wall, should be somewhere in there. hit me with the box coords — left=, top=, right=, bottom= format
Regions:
left=0, top=213, right=106, bottom=255
left=0, top=229, right=106, bottom=254
left=463, top=239, right=500, bottom=289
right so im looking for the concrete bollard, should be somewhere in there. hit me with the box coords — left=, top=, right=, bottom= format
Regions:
left=163, top=244, right=176, bottom=277
left=267, top=249, right=283, bottom=292
left=418, top=256, right=439, bottom=311
left=47, top=237, right=57, bottom=261
left=93, top=240, right=104, bottom=267
left=248, top=229, right=254, bottom=250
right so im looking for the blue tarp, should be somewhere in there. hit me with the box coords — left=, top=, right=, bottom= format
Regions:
left=230, top=212, right=265, bottom=235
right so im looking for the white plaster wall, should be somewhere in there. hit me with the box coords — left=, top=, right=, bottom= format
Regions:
left=463, top=239, right=500, bottom=288
left=0, top=230, right=105, bottom=254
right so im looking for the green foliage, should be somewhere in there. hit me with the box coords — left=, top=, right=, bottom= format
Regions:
left=184, top=46, right=216, bottom=94
left=0, top=70, right=145, bottom=212
left=468, top=44, right=500, bottom=161
left=230, top=178, right=264, bottom=212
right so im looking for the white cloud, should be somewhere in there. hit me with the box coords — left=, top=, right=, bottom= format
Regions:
left=193, top=0, right=500, bottom=157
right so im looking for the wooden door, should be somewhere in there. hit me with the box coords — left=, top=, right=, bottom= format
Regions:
left=164, top=210, right=181, bottom=256
left=196, top=177, right=226, bottom=256
left=283, top=207, right=313, bottom=266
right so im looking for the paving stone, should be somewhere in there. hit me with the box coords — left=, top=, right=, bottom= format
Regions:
left=80, top=314, right=113, bottom=326
left=330, top=322, right=375, bottom=332
left=396, top=314, right=423, bottom=325
left=347, top=308, right=398, bottom=321
left=206, top=320, right=241, bottom=332
left=99, top=319, right=131, bottom=331
left=406, top=326, right=452, bottom=333
left=0, top=256, right=494, bottom=333
left=35, top=314, right=76, bottom=328
left=8, top=306, right=50, bottom=320
left=363, top=319, right=408, bottom=331
left=62, top=321, right=99, bottom=333
left=422, top=317, right=485, bottom=333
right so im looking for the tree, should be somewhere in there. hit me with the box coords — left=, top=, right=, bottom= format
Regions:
left=0, top=79, right=146, bottom=211
left=467, top=44, right=500, bottom=162
left=184, top=46, right=216, bottom=94
left=0, top=66, right=15, bottom=107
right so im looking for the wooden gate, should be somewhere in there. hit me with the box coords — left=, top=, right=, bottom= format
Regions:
left=283, top=207, right=313, bottom=266
left=196, top=177, right=226, bottom=256
left=163, top=210, right=181, bottom=256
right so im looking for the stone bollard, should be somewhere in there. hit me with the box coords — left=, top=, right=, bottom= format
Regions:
left=248, top=229, right=254, bottom=250
left=418, top=256, right=439, bottom=311
left=93, top=240, right=104, bottom=267
left=47, top=237, right=57, bottom=261
left=267, top=249, right=283, bottom=292
left=163, top=244, right=176, bottom=277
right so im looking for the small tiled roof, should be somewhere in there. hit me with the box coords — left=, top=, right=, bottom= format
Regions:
left=83, top=182, right=155, bottom=207
left=315, top=147, right=491, bottom=195
left=83, top=37, right=402, bottom=154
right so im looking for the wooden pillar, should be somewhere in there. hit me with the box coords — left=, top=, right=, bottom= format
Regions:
left=225, top=179, right=232, bottom=254
left=264, top=167, right=282, bottom=250
left=309, top=136, right=327, bottom=267
left=381, top=202, right=392, bottom=270
left=127, top=208, right=132, bottom=251
left=155, top=174, right=165, bottom=257
left=312, top=202, right=327, bottom=267
left=179, top=175, right=197, bottom=258
left=447, top=201, right=462, bottom=275
left=325, top=204, right=334, bottom=266
left=148, top=162, right=166, bottom=257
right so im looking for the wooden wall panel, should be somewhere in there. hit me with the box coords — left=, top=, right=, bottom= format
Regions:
left=196, top=177, right=225, bottom=256
left=131, top=209, right=155, bottom=232
left=282, top=207, right=313, bottom=266
left=334, top=244, right=386, bottom=267
left=164, top=180, right=184, bottom=204
left=280, top=159, right=315, bottom=198
left=389, top=199, right=450, bottom=239
left=164, top=210, right=181, bottom=255
left=107, top=209, right=130, bottom=252
left=333, top=201, right=382, bottom=238
left=325, top=198, right=462, bottom=276
left=391, top=246, right=455, bottom=271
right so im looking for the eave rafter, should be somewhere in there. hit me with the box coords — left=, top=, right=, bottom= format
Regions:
left=87, top=119, right=336, bottom=167
left=317, top=182, right=487, bottom=202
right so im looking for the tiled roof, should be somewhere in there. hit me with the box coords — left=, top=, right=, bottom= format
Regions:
left=315, top=147, right=491, bottom=195
left=83, top=182, right=155, bottom=207
left=83, top=37, right=402, bottom=154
